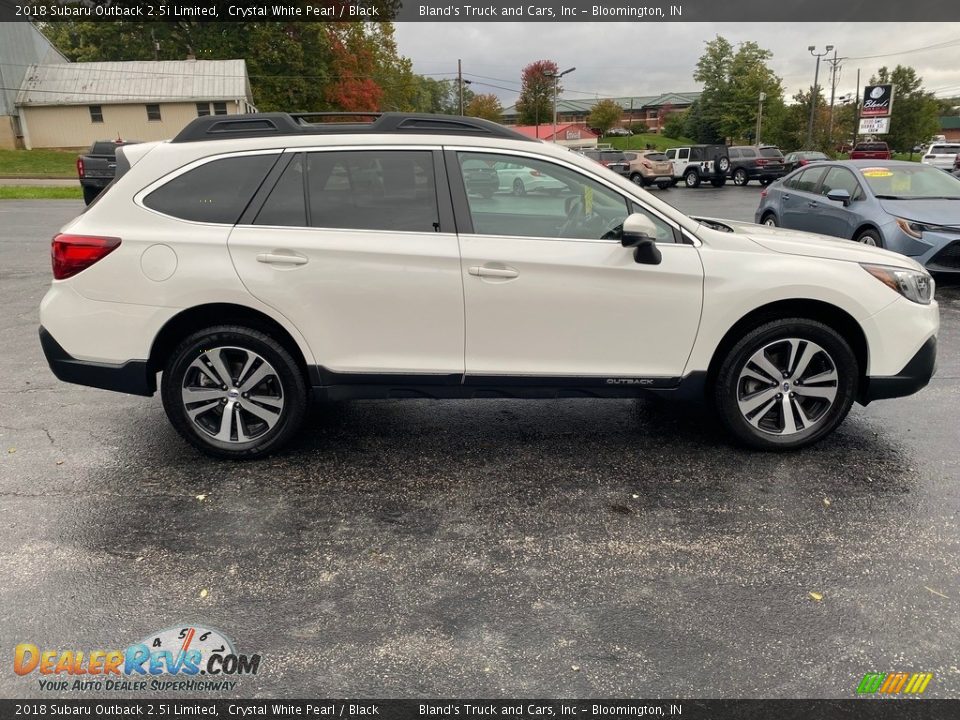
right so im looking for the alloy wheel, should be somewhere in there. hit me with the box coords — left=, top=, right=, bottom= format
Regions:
left=180, top=346, right=285, bottom=443
left=735, top=338, right=839, bottom=436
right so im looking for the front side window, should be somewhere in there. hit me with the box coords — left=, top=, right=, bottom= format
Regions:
left=820, top=167, right=863, bottom=200
left=665, top=149, right=676, bottom=160
left=306, top=150, right=439, bottom=232
left=457, top=152, right=634, bottom=241
left=677, top=149, right=689, bottom=161
left=146, top=104, right=161, bottom=121
left=143, top=154, right=278, bottom=224
left=89, top=105, right=103, bottom=123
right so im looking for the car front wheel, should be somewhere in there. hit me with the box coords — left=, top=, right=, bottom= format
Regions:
left=714, top=319, right=858, bottom=450
left=161, top=325, right=308, bottom=459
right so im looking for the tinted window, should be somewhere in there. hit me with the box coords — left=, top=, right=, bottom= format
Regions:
left=665, top=149, right=676, bottom=160
left=794, top=166, right=828, bottom=192
left=645, top=152, right=667, bottom=161
left=855, top=143, right=888, bottom=151
left=600, top=152, right=627, bottom=162
left=457, top=152, right=631, bottom=241
left=930, top=144, right=960, bottom=154
left=91, top=141, right=118, bottom=156
left=739, top=148, right=758, bottom=159
left=729, top=149, right=741, bottom=159
left=254, top=154, right=306, bottom=227
left=144, top=154, right=277, bottom=224
left=759, top=147, right=783, bottom=158
left=820, top=167, right=862, bottom=200
left=307, top=150, right=438, bottom=232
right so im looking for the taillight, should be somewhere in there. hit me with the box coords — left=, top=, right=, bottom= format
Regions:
left=51, top=234, right=121, bottom=280
left=760, top=188, right=768, bottom=199
left=799, top=159, right=808, bottom=166
left=76, top=157, right=84, bottom=178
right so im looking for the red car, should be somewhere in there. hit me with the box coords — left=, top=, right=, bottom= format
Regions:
left=849, top=142, right=892, bottom=160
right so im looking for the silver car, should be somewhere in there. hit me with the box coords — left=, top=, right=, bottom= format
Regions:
left=755, top=160, right=960, bottom=273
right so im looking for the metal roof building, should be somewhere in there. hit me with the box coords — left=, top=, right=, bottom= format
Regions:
left=16, top=59, right=256, bottom=149
left=0, top=23, right=67, bottom=148
left=502, top=92, right=700, bottom=132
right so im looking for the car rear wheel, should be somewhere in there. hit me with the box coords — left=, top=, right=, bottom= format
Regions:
left=761, top=212, right=778, bottom=227
left=512, top=178, right=526, bottom=196
left=630, top=173, right=648, bottom=187
left=714, top=319, right=858, bottom=450
left=161, top=326, right=308, bottom=460
left=733, top=169, right=749, bottom=186
left=684, top=170, right=701, bottom=188
left=855, top=229, right=883, bottom=248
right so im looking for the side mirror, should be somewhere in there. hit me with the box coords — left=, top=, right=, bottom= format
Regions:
left=620, top=213, right=662, bottom=265
left=826, top=188, right=851, bottom=206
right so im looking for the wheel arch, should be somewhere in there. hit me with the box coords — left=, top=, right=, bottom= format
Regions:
left=148, top=303, right=312, bottom=382
left=705, top=298, right=868, bottom=396
left=852, top=223, right=883, bottom=243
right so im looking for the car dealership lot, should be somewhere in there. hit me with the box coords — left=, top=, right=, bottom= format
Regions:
left=1, top=199, right=958, bottom=698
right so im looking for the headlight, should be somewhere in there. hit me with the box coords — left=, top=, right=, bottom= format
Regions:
left=861, top=263, right=935, bottom=304
left=895, top=217, right=959, bottom=239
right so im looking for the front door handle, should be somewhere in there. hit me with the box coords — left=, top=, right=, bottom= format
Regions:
left=468, top=265, right=519, bottom=279
left=256, top=251, right=308, bottom=266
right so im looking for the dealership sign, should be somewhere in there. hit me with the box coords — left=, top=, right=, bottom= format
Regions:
left=862, top=84, right=895, bottom=117
left=858, top=117, right=891, bottom=135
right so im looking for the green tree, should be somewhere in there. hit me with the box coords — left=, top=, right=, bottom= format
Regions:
left=869, top=65, right=940, bottom=154
left=516, top=60, right=558, bottom=126
left=692, top=36, right=785, bottom=144
left=465, top=93, right=503, bottom=121
left=589, top=99, right=623, bottom=135
left=661, top=111, right=687, bottom=139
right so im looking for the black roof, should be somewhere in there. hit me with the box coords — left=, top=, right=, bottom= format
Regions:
left=172, top=112, right=536, bottom=144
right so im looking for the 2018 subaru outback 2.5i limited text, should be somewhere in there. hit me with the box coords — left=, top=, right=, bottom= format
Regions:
left=40, top=113, right=939, bottom=459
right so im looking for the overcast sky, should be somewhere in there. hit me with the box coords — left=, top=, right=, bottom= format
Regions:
left=394, top=23, right=960, bottom=106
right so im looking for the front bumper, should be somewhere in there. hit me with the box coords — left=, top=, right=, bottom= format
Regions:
left=859, top=335, right=937, bottom=404
left=39, top=326, right=155, bottom=396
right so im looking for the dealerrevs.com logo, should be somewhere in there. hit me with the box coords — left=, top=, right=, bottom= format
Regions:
left=14, top=625, right=261, bottom=692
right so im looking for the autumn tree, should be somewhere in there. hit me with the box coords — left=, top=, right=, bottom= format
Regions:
left=589, top=99, right=623, bottom=135
left=466, top=94, right=503, bottom=122
left=516, top=60, right=559, bottom=126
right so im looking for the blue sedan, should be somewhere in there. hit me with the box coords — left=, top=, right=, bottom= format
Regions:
left=755, top=160, right=960, bottom=273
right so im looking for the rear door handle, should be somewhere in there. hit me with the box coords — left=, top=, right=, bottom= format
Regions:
left=256, top=251, right=308, bottom=266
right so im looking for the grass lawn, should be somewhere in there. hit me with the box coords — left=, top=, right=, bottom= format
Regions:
left=0, top=186, right=82, bottom=200
left=0, top=149, right=77, bottom=178
left=606, top=134, right=696, bottom=152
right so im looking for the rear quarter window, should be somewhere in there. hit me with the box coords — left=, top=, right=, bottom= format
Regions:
left=143, top=154, right=278, bottom=224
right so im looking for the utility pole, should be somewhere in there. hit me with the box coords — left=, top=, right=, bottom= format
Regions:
left=544, top=67, right=576, bottom=143
left=807, top=45, right=833, bottom=148
left=458, top=59, right=463, bottom=115
left=826, top=48, right=843, bottom=147
left=756, top=92, right=766, bottom=145
left=853, top=68, right=861, bottom=146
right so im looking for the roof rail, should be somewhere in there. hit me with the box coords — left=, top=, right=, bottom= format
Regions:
left=171, top=112, right=536, bottom=144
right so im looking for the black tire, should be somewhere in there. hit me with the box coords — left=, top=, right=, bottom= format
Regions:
left=713, top=318, right=858, bottom=451
left=630, top=172, right=648, bottom=187
left=711, top=177, right=727, bottom=188
left=854, top=229, right=884, bottom=248
left=161, top=325, right=308, bottom=460
left=761, top=212, right=779, bottom=227
left=733, top=168, right=749, bottom=186
left=512, top=178, right=526, bottom=196
left=684, top=169, right=701, bottom=188
left=82, top=186, right=99, bottom=205
left=656, top=181, right=671, bottom=190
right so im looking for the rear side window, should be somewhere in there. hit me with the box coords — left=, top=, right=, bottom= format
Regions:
left=794, top=166, right=828, bottom=192
left=144, top=154, right=277, bottom=224
left=739, top=148, right=757, bottom=159
left=729, top=149, right=741, bottom=159
left=306, top=150, right=438, bottom=232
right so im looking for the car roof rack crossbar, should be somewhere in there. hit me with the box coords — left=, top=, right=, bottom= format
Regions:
left=172, top=112, right=536, bottom=143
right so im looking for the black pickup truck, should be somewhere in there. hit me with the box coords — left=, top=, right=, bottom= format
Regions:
left=77, top=140, right=139, bottom=205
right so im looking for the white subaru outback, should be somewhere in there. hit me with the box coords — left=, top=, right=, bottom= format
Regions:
left=40, top=113, right=939, bottom=459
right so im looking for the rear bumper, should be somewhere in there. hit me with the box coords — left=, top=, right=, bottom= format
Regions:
left=859, top=335, right=937, bottom=404
left=39, top=326, right=154, bottom=396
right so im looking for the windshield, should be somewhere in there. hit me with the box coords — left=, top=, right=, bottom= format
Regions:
left=856, top=143, right=888, bottom=151
left=860, top=164, right=960, bottom=199
left=929, top=145, right=960, bottom=155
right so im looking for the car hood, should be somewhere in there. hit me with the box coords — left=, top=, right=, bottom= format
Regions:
left=877, top=198, right=960, bottom=226
left=697, top=218, right=926, bottom=272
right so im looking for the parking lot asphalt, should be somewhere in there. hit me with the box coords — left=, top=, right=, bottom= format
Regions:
left=1, top=192, right=958, bottom=699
